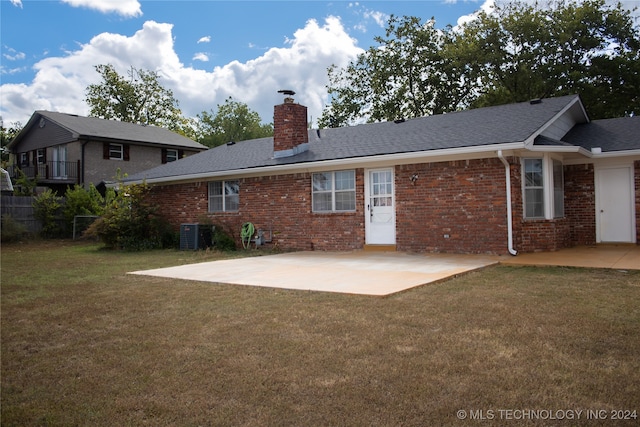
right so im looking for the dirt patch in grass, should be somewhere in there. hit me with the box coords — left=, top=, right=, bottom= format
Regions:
left=2, top=241, right=639, bottom=426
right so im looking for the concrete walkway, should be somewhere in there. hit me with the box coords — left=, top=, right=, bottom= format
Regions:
left=131, top=251, right=499, bottom=296
left=131, top=244, right=640, bottom=296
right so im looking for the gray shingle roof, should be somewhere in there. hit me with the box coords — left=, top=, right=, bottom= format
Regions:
left=11, top=111, right=207, bottom=150
left=124, top=95, right=587, bottom=183
left=562, top=116, right=640, bottom=152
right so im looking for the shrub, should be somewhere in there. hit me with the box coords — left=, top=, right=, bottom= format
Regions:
left=0, top=215, right=28, bottom=243
left=13, top=169, right=36, bottom=196
left=85, top=182, right=175, bottom=251
left=63, top=184, right=104, bottom=233
left=32, top=189, right=63, bottom=238
left=212, top=225, right=237, bottom=251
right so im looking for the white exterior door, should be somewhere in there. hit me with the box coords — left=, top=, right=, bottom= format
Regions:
left=596, top=166, right=636, bottom=243
left=365, top=168, right=396, bottom=245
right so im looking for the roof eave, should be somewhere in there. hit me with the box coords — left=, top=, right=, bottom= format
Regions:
left=591, top=149, right=640, bottom=158
left=528, top=145, right=588, bottom=155
left=119, top=141, right=526, bottom=186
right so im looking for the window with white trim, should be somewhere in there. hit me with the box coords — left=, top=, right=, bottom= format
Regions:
left=36, top=149, right=46, bottom=165
left=165, top=149, right=179, bottom=163
left=523, top=156, right=564, bottom=219
left=524, top=158, right=544, bottom=218
left=109, top=143, right=123, bottom=160
left=19, top=152, right=29, bottom=167
left=312, top=170, right=356, bottom=212
left=208, top=180, right=239, bottom=212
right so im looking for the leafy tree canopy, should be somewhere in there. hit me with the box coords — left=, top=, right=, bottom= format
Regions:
left=1, top=120, right=22, bottom=163
left=320, top=0, right=639, bottom=127
left=85, top=64, right=197, bottom=138
left=196, top=97, right=273, bottom=148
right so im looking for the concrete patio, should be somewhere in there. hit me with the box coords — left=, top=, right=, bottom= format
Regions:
left=131, top=251, right=499, bottom=296
left=130, top=244, right=639, bottom=296
left=499, top=243, right=640, bottom=270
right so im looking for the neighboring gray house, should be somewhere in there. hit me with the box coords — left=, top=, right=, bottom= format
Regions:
left=122, top=94, right=640, bottom=254
left=6, top=111, right=207, bottom=193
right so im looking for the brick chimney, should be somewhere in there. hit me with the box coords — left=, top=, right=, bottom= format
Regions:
left=273, top=90, right=308, bottom=158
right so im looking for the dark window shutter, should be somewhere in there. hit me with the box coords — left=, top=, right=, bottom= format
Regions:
left=32, top=150, right=37, bottom=165
left=103, top=143, right=109, bottom=159
left=161, top=148, right=167, bottom=164
left=178, top=149, right=184, bottom=159
left=123, top=144, right=130, bottom=161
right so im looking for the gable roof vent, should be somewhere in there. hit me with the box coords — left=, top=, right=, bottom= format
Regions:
left=530, top=98, right=542, bottom=105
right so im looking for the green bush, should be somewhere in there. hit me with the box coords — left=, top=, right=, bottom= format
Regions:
left=84, top=182, right=174, bottom=251
left=1, top=215, right=28, bottom=243
left=32, top=189, right=63, bottom=238
left=212, top=225, right=237, bottom=251
left=13, top=169, right=36, bottom=196
left=63, top=184, right=104, bottom=232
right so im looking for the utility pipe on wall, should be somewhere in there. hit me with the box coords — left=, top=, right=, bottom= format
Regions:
left=497, top=150, right=518, bottom=256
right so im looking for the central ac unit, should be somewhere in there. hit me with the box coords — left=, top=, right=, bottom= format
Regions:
left=180, top=223, right=199, bottom=250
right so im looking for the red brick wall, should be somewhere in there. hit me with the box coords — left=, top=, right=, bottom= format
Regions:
left=273, top=102, right=308, bottom=154
left=518, top=219, right=571, bottom=252
left=564, top=163, right=596, bottom=246
left=150, top=171, right=365, bottom=251
left=149, top=157, right=630, bottom=253
left=395, top=159, right=510, bottom=254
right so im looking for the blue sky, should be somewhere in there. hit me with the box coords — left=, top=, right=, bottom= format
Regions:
left=0, top=0, right=494, bottom=126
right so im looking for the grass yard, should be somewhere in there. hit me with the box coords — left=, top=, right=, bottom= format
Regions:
left=2, top=240, right=639, bottom=426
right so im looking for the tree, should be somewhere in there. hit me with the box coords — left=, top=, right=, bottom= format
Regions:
left=1, top=120, right=22, bottom=164
left=85, top=64, right=197, bottom=137
left=455, top=0, right=640, bottom=118
left=320, top=0, right=640, bottom=125
left=196, top=97, right=273, bottom=148
left=320, top=15, right=474, bottom=127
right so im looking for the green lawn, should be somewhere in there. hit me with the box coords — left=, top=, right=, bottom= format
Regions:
left=2, top=240, right=639, bottom=426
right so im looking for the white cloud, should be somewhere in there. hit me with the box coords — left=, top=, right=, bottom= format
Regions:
left=455, top=0, right=495, bottom=28
left=61, top=0, right=142, bottom=18
left=197, top=36, right=211, bottom=44
left=348, top=2, right=390, bottom=32
left=10, top=0, right=22, bottom=8
left=364, top=9, right=389, bottom=28
left=193, top=52, right=209, bottom=62
left=0, top=17, right=362, bottom=128
left=2, top=47, right=26, bottom=61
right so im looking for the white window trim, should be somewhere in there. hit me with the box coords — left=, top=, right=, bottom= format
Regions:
left=312, top=170, right=356, bottom=213
left=522, top=154, right=564, bottom=220
left=166, top=149, right=178, bottom=163
left=208, top=180, right=239, bottom=212
left=109, top=143, right=124, bottom=160
left=36, top=149, right=46, bottom=165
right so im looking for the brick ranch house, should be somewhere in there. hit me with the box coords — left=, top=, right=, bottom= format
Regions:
left=121, top=94, right=640, bottom=255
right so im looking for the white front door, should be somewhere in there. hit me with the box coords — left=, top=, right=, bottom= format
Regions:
left=365, top=168, right=396, bottom=245
left=596, top=166, right=636, bottom=243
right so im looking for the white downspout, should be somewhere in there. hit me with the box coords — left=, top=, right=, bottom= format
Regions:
left=497, top=151, right=518, bottom=256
